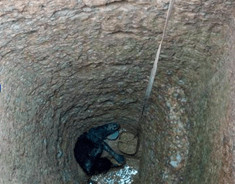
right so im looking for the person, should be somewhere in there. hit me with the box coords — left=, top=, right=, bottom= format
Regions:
left=74, top=123, right=125, bottom=175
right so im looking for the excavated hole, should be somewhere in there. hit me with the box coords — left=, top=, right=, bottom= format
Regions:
left=0, top=1, right=234, bottom=184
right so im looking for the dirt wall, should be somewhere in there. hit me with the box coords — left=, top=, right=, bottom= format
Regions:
left=0, top=0, right=234, bottom=183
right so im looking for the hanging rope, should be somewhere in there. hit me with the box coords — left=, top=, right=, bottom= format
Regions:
left=140, top=0, right=175, bottom=117
left=124, top=0, right=175, bottom=157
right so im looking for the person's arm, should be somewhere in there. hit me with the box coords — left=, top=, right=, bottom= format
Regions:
left=102, top=141, right=125, bottom=165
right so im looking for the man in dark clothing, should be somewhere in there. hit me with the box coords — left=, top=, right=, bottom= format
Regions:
left=74, top=123, right=125, bottom=176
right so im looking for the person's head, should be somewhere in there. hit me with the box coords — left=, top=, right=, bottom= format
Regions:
left=87, top=123, right=120, bottom=142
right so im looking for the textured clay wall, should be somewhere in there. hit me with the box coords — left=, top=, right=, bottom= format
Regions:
left=139, top=1, right=235, bottom=184
left=0, top=0, right=234, bottom=184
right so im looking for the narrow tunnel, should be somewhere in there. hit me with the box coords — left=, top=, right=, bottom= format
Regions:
left=0, top=0, right=234, bottom=184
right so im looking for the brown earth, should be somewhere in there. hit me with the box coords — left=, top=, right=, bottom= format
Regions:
left=0, top=0, right=234, bottom=184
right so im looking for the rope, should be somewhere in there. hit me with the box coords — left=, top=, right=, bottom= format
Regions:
left=128, top=0, right=175, bottom=157
left=121, top=0, right=175, bottom=157
left=140, top=0, right=175, bottom=117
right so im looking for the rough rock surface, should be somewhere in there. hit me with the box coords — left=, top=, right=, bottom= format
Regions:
left=118, top=132, right=138, bottom=155
left=0, top=0, right=234, bottom=184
